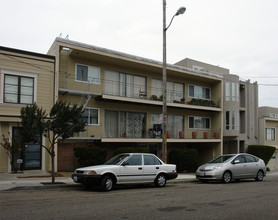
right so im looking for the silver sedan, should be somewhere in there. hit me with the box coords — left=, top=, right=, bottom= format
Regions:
left=195, top=153, right=266, bottom=183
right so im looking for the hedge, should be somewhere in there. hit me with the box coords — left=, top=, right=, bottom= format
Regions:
left=113, top=147, right=150, bottom=155
left=74, top=146, right=107, bottom=167
left=247, top=145, right=276, bottom=165
left=168, top=148, right=199, bottom=173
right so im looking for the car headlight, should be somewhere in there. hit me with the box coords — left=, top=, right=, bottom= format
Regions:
left=213, top=165, right=223, bottom=170
left=83, top=170, right=97, bottom=175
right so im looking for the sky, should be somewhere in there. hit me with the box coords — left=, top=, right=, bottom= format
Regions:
left=1, top=0, right=278, bottom=107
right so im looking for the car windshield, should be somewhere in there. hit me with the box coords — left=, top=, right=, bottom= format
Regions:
left=104, top=154, right=130, bottom=165
left=209, top=155, right=235, bottom=163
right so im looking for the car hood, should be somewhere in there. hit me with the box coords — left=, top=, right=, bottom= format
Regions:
left=76, top=165, right=118, bottom=171
left=199, top=163, right=223, bottom=170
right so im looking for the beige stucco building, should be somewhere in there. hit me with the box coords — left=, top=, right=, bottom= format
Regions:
left=48, top=38, right=223, bottom=171
left=176, top=58, right=259, bottom=154
left=1, top=38, right=263, bottom=173
left=258, top=106, right=278, bottom=170
left=0, top=46, right=55, bottom=172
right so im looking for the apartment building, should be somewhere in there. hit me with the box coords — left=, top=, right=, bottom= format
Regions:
left=176, top=58, right=259, bottom=154
left=258, top=107, right=278, bottom=170
left=0, top=46, right=55, bottom=172
left=48, top=38, right=223, bottom=171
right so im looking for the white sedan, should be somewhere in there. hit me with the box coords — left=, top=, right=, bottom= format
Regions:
left=72, top=153, right=178, bottom=191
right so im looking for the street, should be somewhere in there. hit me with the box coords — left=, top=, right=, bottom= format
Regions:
left=0, top=175, right=278, bottom=220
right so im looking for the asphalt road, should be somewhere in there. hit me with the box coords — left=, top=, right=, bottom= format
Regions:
left=1, top=176, right=278, bottom=220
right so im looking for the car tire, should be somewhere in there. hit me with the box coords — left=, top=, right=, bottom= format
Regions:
left=222, top=171, right=232, bottom=183
left=155, top=174, right=167, bottom=187
left=255, top=170, right=264, bottom=181
left=101, top=175, right=114, bottom=191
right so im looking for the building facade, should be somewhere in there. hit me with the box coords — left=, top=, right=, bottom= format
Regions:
left=0, top=46, right=55, bottom=172
left=176, top=58, right=259, bottom=154
left=48, top=38, right=223, bottom=171
left=258, top=106, right=278, bottom=170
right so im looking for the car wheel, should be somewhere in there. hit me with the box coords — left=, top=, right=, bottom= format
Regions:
left=222, top=171, right=232, bottom=183
left=155, top=174, right=167, bottom=187
left=255, top=170, right=264, bottom=181
left=101, top=175, right=114, bottom=191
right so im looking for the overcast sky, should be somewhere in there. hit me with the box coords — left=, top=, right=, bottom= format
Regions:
left=1, top=0, right=278, bottom=107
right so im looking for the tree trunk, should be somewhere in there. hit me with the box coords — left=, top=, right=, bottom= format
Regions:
left=51, top=152, right=55, bottom=184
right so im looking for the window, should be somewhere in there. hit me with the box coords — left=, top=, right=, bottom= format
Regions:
left=225, top=82, right=230, bottom=101
left=144, top=155, right=161, bottom=165
left=189, top=116, right=210, bottom=129
left=266, top=128, right=275, bottom=140
left=151, top=114, right=184, bottom=138
left=226, top=111, right=230, bottom=130
left=105, top=110, right=146, bottom=138
left=189, top=84, right=210, bottom=99
left=245, top=155, right=256, bottom=163
left=151, top=79, right=184, bottom=103
left=104, top=70, right=146, bottom=98
left=4, top=74, right=34, bottom=104
left=125, top=155, right=142, bottom=166
left=225, top=81, right=239, bottom=102
left=82, top=108, right=99, bottom=125
left=76, top=64, right=100, bottom=84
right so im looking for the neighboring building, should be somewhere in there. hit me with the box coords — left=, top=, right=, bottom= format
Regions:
left=48, top=38, right=223, bottom=171
left=0, top=46, right=55, bottom=172
left=176, top=58, right=259, bottom=154
left=258, top=106, right=278, bottom=170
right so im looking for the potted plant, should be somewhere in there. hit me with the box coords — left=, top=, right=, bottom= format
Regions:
left=122, top=132, right=127, bottom=138
left=192, top=131, right=197, bottom=139
left=214, top=132, right=219, bottom=139
left=203, top=131, right=209, bottom=139
left=166, top=130, right=171, bottom=138
left=181, top=98, right=186, bottom=104
left=179, top=131, right=184, bottom=139
left=150, top=95, right=158, bottom=100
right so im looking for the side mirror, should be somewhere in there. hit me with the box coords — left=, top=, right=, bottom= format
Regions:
left=233, top=160, right=240, bottom=164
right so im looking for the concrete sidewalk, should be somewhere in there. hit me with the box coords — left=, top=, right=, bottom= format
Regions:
left=0, top=170, right=196, bottom=191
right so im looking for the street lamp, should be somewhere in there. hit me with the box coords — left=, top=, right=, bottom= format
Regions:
left=162, top=1, right=186, bottom=163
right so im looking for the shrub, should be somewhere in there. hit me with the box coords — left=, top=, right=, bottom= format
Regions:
left=168, top=148, right=199, bottom=173
left=114, top=147, right=150, bottom=155
left=247, top=145, right=276, bottom=165
left=74, top=146, right=107, bottom=167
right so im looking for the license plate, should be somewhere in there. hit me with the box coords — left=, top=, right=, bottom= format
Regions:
left=73, top=176, right=78, bottom=182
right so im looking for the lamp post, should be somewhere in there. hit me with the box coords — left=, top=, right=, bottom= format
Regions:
left=162, top=1, right=186, bottom=163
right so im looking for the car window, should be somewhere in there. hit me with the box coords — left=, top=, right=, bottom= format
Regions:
left=144, top=155, right=161, bottom=165
left=234, top=155, right=245, bottom=163
left=245, top=155, right=256, bottom=163
left=125, top=155, right=142, bottom=166
left=104, top=154, right=129, bottom=165
left=210, top=155, right=234, bottom=163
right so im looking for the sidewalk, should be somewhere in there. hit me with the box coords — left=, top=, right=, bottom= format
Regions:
left=0, top=170, right=195, bottom=191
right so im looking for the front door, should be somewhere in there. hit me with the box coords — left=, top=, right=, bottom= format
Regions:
left=13, top=127, right=41, bottom=170
left=118, top=155, right=143, bottom=184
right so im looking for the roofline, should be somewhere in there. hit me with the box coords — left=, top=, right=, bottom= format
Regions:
left=54, top=37, right=223, bottom=79
left=0, top=46, right=55, bottom=60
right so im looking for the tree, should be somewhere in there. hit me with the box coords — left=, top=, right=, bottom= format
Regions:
left=1, top=132, right=24, bottom=173
left=20, top=101, right=86, bottom=183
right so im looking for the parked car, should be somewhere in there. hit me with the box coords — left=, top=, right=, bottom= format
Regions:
left=195, top=153, right=266, bottom=183
left=72, top=153, right=178, bottom=191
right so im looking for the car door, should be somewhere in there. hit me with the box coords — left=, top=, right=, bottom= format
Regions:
left=118, top=155, right=143, bottom=184
left=232, top=155, right=248, bottom=178
left=142, top=155, right=162, bottom=182
left=244, top=155, right=259, bottom=177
